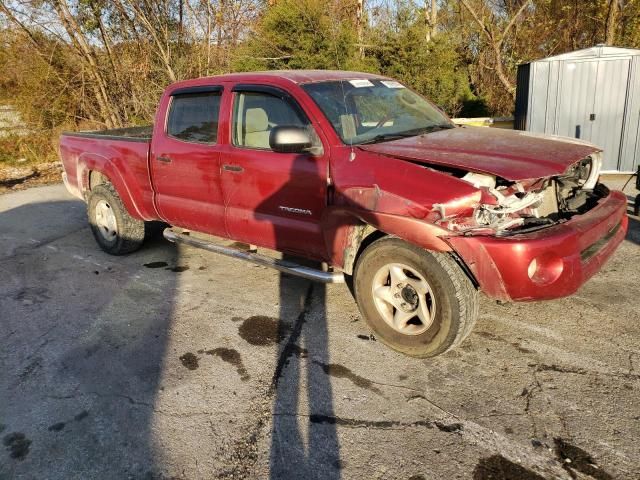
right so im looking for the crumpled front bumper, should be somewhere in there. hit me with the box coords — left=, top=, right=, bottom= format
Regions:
left=446, top=190, right=628, bottom=302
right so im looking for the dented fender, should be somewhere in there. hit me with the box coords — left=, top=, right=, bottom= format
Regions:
left=323, top=155, right=480, bottom=271
left=77, top=153, right=146, bottom=219
left=322, top=206, right=452, bottom=274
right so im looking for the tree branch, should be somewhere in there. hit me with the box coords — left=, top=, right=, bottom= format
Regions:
left=498, top=0, right=531, bottom=47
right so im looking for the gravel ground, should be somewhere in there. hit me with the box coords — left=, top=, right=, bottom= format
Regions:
left=0, top=179, right=638, bottom=480
left=0, top=163, right=63, bottom=194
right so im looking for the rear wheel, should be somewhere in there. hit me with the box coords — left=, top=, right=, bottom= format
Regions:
left=353, top=237, right=478, bottom=357
left=87, top=184, right=145, bottom=255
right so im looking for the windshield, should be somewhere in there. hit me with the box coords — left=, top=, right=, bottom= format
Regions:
left=302, top=79, right=453, bottom=145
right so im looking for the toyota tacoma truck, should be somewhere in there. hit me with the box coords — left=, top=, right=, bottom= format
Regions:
left=59, top=70, right=628, bottom=358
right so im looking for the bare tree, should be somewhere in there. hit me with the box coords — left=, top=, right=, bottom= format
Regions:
left=605, top=0, right=621, bottom=45
left=52, top=0, right=122, bottom=127
left=356, top=0, right=365, bottom=58
left=460, top=0, right=531, bottom=96
left=113, top=0, right=177, bottom=82
left=425, top=0, right=437, bottom=42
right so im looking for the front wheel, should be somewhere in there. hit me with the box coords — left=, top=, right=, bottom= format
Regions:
left=353, top=237, right=478, bottom=358
left=87, top=184, right=145, bottom=255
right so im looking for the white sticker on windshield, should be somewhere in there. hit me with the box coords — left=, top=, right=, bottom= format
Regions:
left=381, top=80, right=405, bottom=89
left=349, top=79, right=374, bottom=88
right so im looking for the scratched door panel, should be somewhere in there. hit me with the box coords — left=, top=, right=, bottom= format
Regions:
left=151, top=89, right=226, bottom=235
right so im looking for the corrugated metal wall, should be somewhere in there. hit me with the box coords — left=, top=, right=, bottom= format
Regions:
left=621, top=55, right=640, bottom=172
left=517, top=46, right=640, bottom=172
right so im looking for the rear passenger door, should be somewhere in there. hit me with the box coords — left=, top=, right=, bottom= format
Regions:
left=151, top=86, right=226, bottom=235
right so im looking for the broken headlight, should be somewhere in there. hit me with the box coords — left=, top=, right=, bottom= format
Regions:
left=437, top=173, right=551, bottom=234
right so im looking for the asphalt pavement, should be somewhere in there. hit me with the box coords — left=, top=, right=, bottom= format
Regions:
left=1, top=181, right=639, bottom=479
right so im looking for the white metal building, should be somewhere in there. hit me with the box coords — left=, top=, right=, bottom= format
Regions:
left=514, top=45, right=640, bottom=172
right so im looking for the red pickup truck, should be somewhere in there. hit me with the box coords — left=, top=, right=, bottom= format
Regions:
left=59, top=70, right=628, bottom=357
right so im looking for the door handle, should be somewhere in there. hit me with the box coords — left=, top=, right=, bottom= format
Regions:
left=157, top=155, right=172, bottom=163
left=223, top=164, right=243, bottom=172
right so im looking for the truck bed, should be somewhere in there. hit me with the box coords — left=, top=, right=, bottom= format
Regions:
left=63, top=125, right=153, bottom=143
left=59, top=127, right=157, bottom=220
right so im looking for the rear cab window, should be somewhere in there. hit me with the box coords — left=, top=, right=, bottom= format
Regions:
left=167, top=87, right=222, bottom=143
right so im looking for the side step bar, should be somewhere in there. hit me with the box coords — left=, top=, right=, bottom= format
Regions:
left=163, top=229, right=345, bottom=284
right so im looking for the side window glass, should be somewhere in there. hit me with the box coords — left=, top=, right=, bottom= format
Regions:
left=167, top=92, right=221, bottom=143
left=232, top=91, right=312, bottom=150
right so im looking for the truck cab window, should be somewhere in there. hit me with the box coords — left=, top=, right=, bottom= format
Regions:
left=232, top=91, right=313, bottom=150
left=167, top=92, right=221, bottom=143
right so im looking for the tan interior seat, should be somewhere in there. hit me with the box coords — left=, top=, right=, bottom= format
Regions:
left=244, top=108, right=270, bottom=148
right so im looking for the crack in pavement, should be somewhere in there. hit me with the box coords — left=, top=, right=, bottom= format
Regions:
left=214, top=282, right=576, bottom=480
left=532, top=362, right=640, bottom=381
left=45, top=391, right=153, bottom=408
left=216, top=282, right=316, bottom=479
left=273, top=412, right=435, bottom=431
left=523, top=364, right=573, bottom=440
left=44, top=391, right=225, bottom=418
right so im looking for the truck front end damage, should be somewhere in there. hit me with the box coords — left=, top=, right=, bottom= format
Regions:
left=435, top=153, right=606, bottom=236
left=436, top=153, right=628, bottom=301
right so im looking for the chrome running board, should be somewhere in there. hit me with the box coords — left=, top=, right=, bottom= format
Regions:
left=163, top=228, right=345, bottom=284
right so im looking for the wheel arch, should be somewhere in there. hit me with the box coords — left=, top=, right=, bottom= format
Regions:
left=323, top=207, right=454, bottom=275
left=89, top=170, right=108, bottom=190
left=343, top=225, right=386, bottom=276
left=78, top=154, right=144, bottom=220
left=351, top=235, right=480, bottom=357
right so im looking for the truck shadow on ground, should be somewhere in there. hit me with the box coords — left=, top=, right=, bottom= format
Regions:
left=269, top=271, right=340, bottom=479
left=253, top=152, right=341, bottom=479
left=0, top=199, right=179, bottom=479
left=1, top=194, right=343, bottom=478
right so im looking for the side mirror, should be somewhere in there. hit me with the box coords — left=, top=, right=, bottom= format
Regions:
left=269, top=126, right=312, bottom=154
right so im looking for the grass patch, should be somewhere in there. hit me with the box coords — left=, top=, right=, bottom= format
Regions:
left=0, top=131, right=59, bottom=167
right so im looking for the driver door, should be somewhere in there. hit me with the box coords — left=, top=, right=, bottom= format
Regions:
left=219, top=85, right=329, bottom=259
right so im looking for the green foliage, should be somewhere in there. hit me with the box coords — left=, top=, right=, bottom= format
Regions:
left=3, top=0, right=640, bottom=169
left=235, top=0, right=471, bottom=116
left=233, top=0, right=375, bottom=72
left=368, top=5, right=473, bottom=115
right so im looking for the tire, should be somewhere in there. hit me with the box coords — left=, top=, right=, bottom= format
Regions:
left=353, top=237, right=478, bottom=358
left=87, top=184, right=145, bottom=255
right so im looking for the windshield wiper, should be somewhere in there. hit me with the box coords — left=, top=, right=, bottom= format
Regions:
left=419, top=124, right=456, bottom=133
left=357, top=132, right=415, bottom=145
left=357, top=124, right=455, bottom=145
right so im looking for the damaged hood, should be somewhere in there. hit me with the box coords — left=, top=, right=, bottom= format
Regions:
left=357, top=126, right=601, bottom=181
